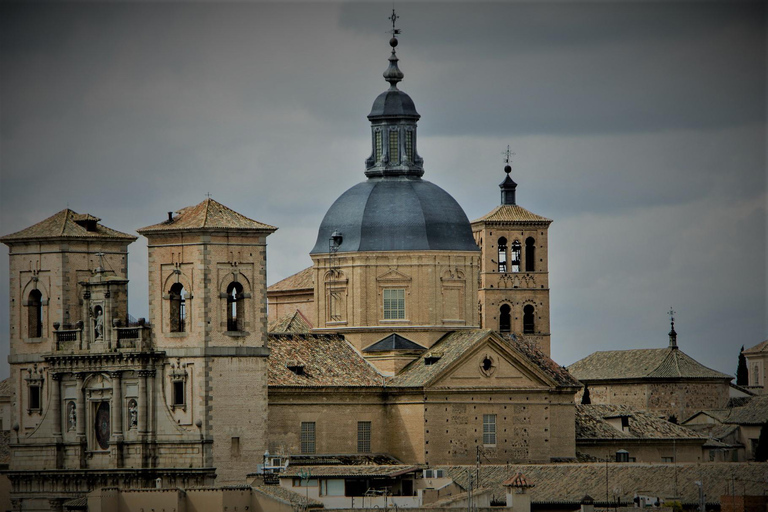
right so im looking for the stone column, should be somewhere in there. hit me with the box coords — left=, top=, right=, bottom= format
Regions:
left=75, top=373, right=87, bottom=469
left=110, top=371, right=123, bottom=440
left=138, top=370, right=149, bottom=436
left=51, top=373, right=62, bottom=438
left=148, top=369, right=157, bottom=442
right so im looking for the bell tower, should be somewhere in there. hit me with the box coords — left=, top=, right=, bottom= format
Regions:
left=471, top=158, right=553, bottom=355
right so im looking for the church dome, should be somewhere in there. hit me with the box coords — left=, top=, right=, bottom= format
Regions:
left=368, top=89, right=419, bottom=120
left=310, top=176, right=479, bottom=254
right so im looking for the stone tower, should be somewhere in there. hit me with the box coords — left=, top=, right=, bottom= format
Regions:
left=137, top=198, right=277, bottom=484
left=472, top=164, right=553, bottom=355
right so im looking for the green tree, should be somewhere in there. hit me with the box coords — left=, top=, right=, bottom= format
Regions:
left=754, top=423, right=768, bottom=462
left=737, top=346, right=748, bottom=386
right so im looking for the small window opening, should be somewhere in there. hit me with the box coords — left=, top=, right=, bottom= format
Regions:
left=389, top=130, right=399, bottom=165
left=523, top=304, right=535, bottom=334
left=483, top=414, right=497, bottom=445
left=525, top=237, right=536, bottom=271
left=231, top=437, right=240, bottom=458
left=28, top=289, right=43, bottom=338
left=405, top=130, right=413, bottom=162
left=497, top=237, right=508, bottom=273
left=287, top=363, right=305, bottom=376
left=482, top=357, right=493, bottom=372
left=357, top=421, right=371, bottom=453
left=29, top=384, right=41, bottom=410
left=499, top=304, right=511, bottom=333
left=383, top=288, right=405, bottom=320
left=227, top=282, right=244, bottom=331
left=375, top=131, right=383, bottom=161
left=301, top=421, right=316, bottom=454
left=169, top=283, right=186, bottom=333
left=425, top=354, right=442, bottom=366
left=172, top=380, right=185, bottom=406
left=616, top=450, right=629, bottom=462
left=511, top=241, right=521, bottom=272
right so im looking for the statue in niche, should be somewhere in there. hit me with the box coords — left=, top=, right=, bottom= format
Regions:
left=128, top=399, right=138, bottom=429
left=94, top=307, right=103, bottom=339
left=67, top=401, right=76, bottom=431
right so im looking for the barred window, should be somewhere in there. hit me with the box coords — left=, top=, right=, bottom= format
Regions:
left=389, top=131, right=399, bottom=165
left=301, top=421, right=316, bottom=454
left=383, top=289, right=405, bottom=320
left=357, top=421, right=371, bottom=453
left=405, top=130, right=413, bottom=162
left=483, top=414, right=496, bottom=445
left=375, top=131, right=383, bottom=161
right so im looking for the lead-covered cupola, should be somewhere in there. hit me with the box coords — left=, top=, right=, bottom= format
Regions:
left=364, top=35, right=423, bottom=178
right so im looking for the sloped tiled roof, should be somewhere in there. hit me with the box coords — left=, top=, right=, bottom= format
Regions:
left=743, top=339, right=768, bottom=355
left=724, top=396, right=768, bottom=425
left=289, top=454, right=403, bottom=466
left=137, top=198, right=276, bottom=234
left=269, top=310, right=313, bottom=333
left=268, top=334, right=384, bottom=387
left=281, top=465, right=420, bottom=478
left=471, top=205, right=552, bottom=224
left=1, top=209, right=136, bottom=243
left=568, top=348, right=731, bottom=382
left=268, top=266, right=314, bottom=292
left=442, top=463, right=768, bottom=506
left=252, top=485, right=324, bottom=508
left=388, top=330, right=579, bottom=388
left=576, top=404, right=706, bottom=441
left=363, top=333, right=426, bottom=352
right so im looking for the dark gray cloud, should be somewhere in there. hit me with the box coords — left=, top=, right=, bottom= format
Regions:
left=0, top=1, right=764, bottom=380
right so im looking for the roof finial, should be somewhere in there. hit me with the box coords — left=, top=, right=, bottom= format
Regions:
left=499, top=145, right=518, bottom=205
left=668, top=307, right=678, bottom=348
left=383, top=9, right=404, bottom=89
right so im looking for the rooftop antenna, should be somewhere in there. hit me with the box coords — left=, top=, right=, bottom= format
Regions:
left=668, top=307, right=678, bottom=348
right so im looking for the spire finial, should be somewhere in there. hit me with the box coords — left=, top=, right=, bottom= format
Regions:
left=383, top=9, right=404, bottom=88
left=502, top=145, right=515, bottom=174
left=499, top=145, right=518, bottom=205
left=668, top=307, right=678, bottom=348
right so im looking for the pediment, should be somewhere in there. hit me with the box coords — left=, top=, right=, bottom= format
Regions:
left=429, top=335, right=552, bottom=389
left=376, top=269, right=412, bottom=282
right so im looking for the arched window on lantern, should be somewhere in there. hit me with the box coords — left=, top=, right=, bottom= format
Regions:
left=497, top=237, right=508, bottom=273
left=227, top=282, right=244, bottom=332
left=499, top=304, right=511, bottom=333
left=523, top=304, right=535, bottom=334
left=169, top=283, right=186, bottom=333
left=525, top=237, right=536, bottom=272
left=511, top=241, right=521, bottom=272
left=28, top=289, right=43, bottom=338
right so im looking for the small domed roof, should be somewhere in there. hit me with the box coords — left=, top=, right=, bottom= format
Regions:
left=310, top=177, right=479, bottom=254
left=368, top=89, right=419, bottom=120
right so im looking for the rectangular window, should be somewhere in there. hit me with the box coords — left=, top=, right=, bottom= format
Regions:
left=231, top=437, right=240, bottom=458
left=661, top=456, right=674, bottom=463
left=389, top=131, right=399, bottom=165
left=301, top=421, right=316, bottom=454
left=405, top=131, right=413, bottom=162
left=383, top=289, right=405, bottom=320
left=172, top=381, right=185, bottom=406
left=357, top=421, right=371, bottom=453
left=375, top=131, right=383, bottom=161
left=29, top=385, right=41, bottom=410
left=483, top=414, right=496, bottom=445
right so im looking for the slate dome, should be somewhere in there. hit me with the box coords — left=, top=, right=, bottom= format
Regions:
left=310, top=177, right=479, bottom=254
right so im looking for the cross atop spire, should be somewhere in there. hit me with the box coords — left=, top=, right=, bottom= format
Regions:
left=668, top=307, right=678, bottom=348
left=383, top=9, right=404, bottom=89
left=388, top=8, right=400, bottom=38
left=499, top=145, right=518, bottom=205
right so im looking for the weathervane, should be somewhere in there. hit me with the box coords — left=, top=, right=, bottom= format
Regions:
left=668, top=307, right=676, bottom=326
left=502, top=145, right=516, bottom=165
left=388, top=8, right=400, bottom=37
left=667, top=307, right=678, bottom=348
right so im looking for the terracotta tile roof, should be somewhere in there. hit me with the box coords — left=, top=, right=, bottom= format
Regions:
left=0, top=378, right=12, bottom=398
left=724, top=396, right=768, bottom=425
left=568, top=348, right=732, bottom=382
left=269, top=310, right=313, bottom=333
left=504, top=472, right=534, bottom=488
left=743, top=339, right=768, bottom=355
left=252, top=484, right=324, bottom=508
left=442, top=463, right=768, bottom=506
left=268, top=334, right=384, bottom=387
left=281, top=465, right=420, bottom=478
left=137, top=198, right=277, bottom=234
left=576, top=405, right=706, bottom=441
left=471, top=205, right=552, bottom=224
left=268, top=266, right=314, bottom=292
left=389, top=330, right=580, bottom=388
left=1, top=209, right=136, bottom=243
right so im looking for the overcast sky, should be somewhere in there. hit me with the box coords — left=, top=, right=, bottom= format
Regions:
left=1, top=1, right=765, bottom=381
